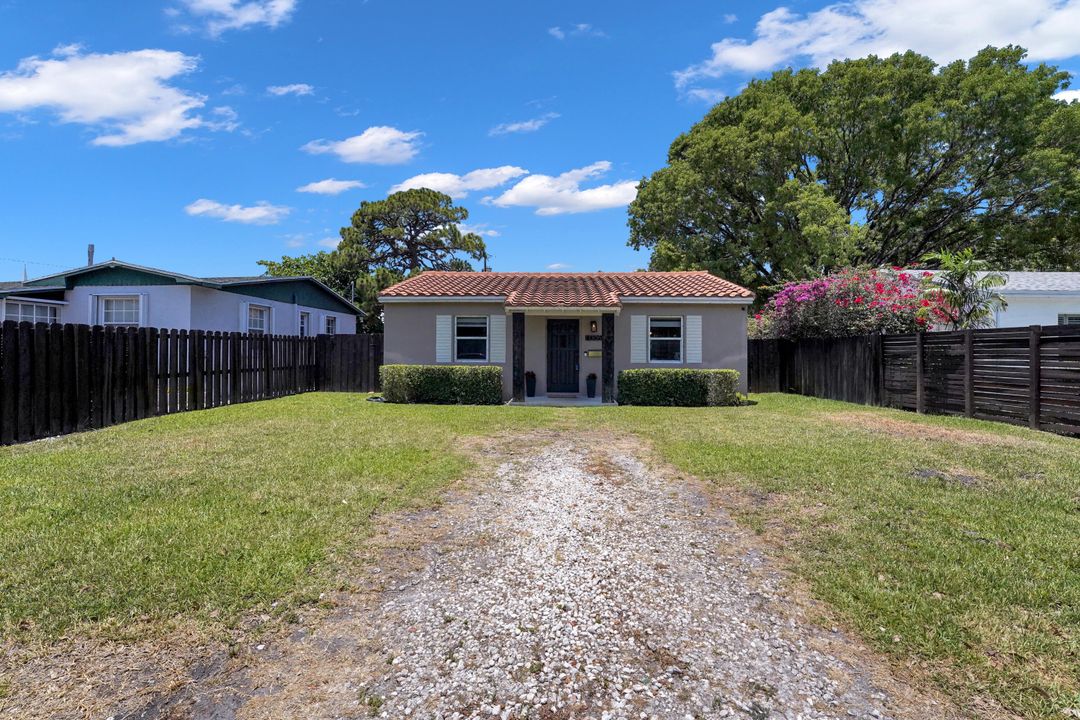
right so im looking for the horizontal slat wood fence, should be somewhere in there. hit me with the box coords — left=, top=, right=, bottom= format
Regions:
left=0, top=321, right=383, bottom=445
left=749, top=324, right=1080, bottom=437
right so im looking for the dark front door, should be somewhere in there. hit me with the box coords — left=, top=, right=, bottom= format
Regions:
left=546, top=319, right=580, bottom=393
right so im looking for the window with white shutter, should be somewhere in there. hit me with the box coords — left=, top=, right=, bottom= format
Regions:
left=435, top=315, right=452, bottom=362
left=489, top=314, right=506, bottom=363
left=685, top=315, right=702, bottom=364
left=630, top=315, right=647, bottom=363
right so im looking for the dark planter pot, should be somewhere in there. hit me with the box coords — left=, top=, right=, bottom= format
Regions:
left=586, top=374, right=597, bottom=398
left=525, top=373, right=536, bottom=397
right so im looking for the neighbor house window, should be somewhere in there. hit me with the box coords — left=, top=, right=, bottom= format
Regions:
left=299, top=311, right=310, bottom=337
left=101, top=297, right=140, bottom=327
left=649, top=316, right=682, bottom=362
left=1059, top=313, right=1080, bottom=326
left=455, top=316, right=488, bottom=361
left=4, top=301, right=58, bottom=324
left=247, top=304, right=269, bottom=335
left=324, top=315, right=337, bottom=335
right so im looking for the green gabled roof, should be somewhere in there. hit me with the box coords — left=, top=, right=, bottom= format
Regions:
left=3, top=260, right=361, bottom=315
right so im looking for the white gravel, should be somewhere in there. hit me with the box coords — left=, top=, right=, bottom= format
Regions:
left=356, top=441, right=910, bottom=719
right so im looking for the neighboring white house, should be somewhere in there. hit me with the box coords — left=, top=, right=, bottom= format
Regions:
left=0, top=260, right=360, bottom=335
left=982, top=272, right=1080, bottom=328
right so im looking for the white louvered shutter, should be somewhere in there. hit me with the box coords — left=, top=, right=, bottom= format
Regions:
left=630, top=315, right=647, bottom=363
left=685, top=315, right=702, bottom=364
left=435, top=314, right=452, bottom=362
left=87, top=294, right=98, bottom=325
left=139, top=293, right=149, bottom=327
left=239, top=301, right=249, bottom=333
left=488, top=314, right=506, bottom=363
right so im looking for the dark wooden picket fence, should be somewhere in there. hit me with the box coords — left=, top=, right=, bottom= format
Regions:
left=749, top=324, right=1080, bottom=437
left=0, top=320, right=383, bottom=445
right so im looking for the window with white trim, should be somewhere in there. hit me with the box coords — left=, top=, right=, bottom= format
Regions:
left=649, top=316, right=682, bottom=362
left=299, top=311, right=310, bottom=337
left=1059, top=313, right=1080, bottom=326
left=247, top=304, right=269, bottom=335
left=455, top=316, right=488, bottom=361
left=4, top=301, right=58, bottom=324
left=324, top=315, right=337, bottom=335
left=101, top=297, right=140, bottom=327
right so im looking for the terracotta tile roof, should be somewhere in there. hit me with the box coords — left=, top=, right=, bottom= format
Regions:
left=379, top=271, right=753, bottom=307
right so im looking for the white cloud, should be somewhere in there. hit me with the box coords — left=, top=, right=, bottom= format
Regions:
left=296, top=178, right=365, bottom=195
left=676, top=0, right=1080, bottom=89
left=548, top=23, right=607, bottom=40
left=686, top=88, right=727, bottom=104
left=0, top=46, right=218, bottom=146
left=489, top=112, right=560, bottom=136
left=723, top=13, right=738, bottom=23
left=302, top=126, right=422, bottom=164
left=459, top=223, right=500, bottom=238
left=185, top=198, right=290, bottom=224
left=488, top=161, right=638, bottom=215
left=546, top=262, right=571, bottom=270
left=175, top=0, right=297, bottom=36
left=390, top=166, right=528, bottom=198
left=284, top=234, right=306, bottom=248
left=318, top=237, right=340, bottom=248
left=207, top=105, right=240, bottom=131
left=267, top=82, right=313, bottom=96
left=1056, top=89, right=1080, bottom=102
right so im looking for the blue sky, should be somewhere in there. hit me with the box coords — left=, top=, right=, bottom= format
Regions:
left=2, top=0, right=1079, bottom=281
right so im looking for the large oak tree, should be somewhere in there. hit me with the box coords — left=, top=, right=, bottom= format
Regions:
left=628, top=46, right=1080, bottom=293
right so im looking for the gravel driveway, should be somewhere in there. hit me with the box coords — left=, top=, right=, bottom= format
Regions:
left=228, top=435, right=953, bottom=720
left=8, top=434, right=956, bottom=719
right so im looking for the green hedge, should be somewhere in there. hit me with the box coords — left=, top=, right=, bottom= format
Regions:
left=617, top=368, right=741, bottom=407
left=380, top=364, right=503, bottom=405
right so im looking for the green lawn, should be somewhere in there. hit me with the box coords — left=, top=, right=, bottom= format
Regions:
left=1, top=392, right=1077, bottom=718
left=0, top=394, right=554, bottom=639
left=603, top=396, right=1080, bottom=719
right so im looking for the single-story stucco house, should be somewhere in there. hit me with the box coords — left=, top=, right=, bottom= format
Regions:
left=0, top=259, right=360, bottom=336
left=379, top=271, right=755, bottom=403
left=978, top=272, right=1080, bottom=328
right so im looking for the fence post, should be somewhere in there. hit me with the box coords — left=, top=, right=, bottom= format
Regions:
left=915, top=331, right=925, bottom=414
left=1029, top=325, right=1041, bottom=430
left=964, top=329, right=974, bottom=418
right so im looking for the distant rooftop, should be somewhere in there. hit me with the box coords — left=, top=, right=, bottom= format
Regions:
left=992, top=272, right=1080, bottom=293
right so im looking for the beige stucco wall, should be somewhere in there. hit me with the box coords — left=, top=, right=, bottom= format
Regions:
left=383, top=300, right=750, bottom=400
left=615, top=303, right=749, bottom=393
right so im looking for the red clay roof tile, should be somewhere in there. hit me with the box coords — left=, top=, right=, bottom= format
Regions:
left=379, top=271, right=753, bottom=307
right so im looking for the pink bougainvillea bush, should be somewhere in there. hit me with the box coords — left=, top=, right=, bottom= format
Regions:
left=748, top=267, right=951, bottom=339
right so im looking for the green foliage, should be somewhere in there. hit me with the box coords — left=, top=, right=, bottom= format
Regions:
left=630, top=46, right=1080, bottom=293
left=923, top=248, right=1009, bottom=329
left=380, top=364, right=503, bottom=405
left=340, top=188, right=488, bottom=275
left=617, top=369, right=741, bottom=406
left=258, top=189, right=489, bottom=332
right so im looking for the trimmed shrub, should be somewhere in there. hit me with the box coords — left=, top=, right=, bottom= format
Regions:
left=617, top=368, right=741, bottom=407
left=380, top=364, right=503, bottom=405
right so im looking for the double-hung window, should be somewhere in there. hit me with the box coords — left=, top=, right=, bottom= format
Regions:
left=299, top=312, right=310, bottom=337
left=649, top=316, right=683, bottom=363
left=101, top=297, right=140, bottom=327
left=324, top=315, right=337, bottom=335
left=4, top=301, right=58, bottom=324
left=1059, top=313, right=1080, bottom=326
left=455, top=316, right=488, bottom=361
left=247, top=304, right=269, bottom=335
